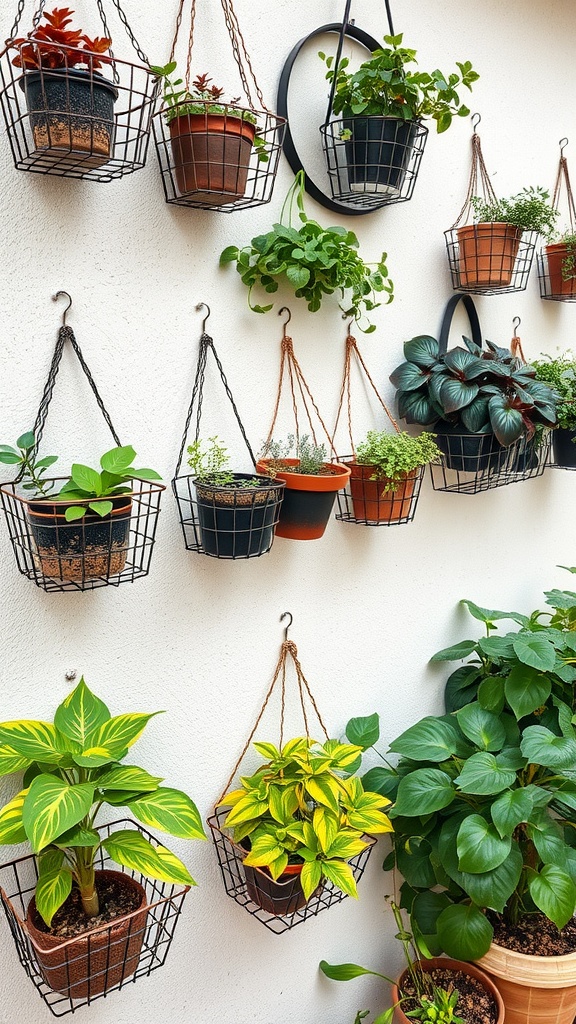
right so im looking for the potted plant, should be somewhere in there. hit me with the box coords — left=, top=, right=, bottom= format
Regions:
left=220, top=171, right=393, bottom=332
left=390, top=333, right=558, bottom=472
left=542, top=230, right=576, bottom=297
left=11, top=6, right=115, bottom=167
left=456, top=188, right=558, bottom=288
left=256, top=434, right=351, bottom=540
left=151, top=63, right=268, bottom=205
left=217, top=730, right=392, bottom=916
left=533, top=353, right=576, bottom=466
left=186, top=436, right=285, bottom=558
left=320, top=33, right=478, bottom=197
left=0, top=676, right=206, bottom=998
left=343, top=430, right=441, bottom=523
left=0, top=433, right=162, bottom=580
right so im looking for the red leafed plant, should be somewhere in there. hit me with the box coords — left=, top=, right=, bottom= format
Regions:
left=12, top=7, right=112, bottom=71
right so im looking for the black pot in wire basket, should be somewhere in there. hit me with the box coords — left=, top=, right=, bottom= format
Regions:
left=429, top=430, right=552, bottom=495
left=173, top=473, right=285, bottom=559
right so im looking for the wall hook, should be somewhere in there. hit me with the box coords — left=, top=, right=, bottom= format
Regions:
left=471, top=112, right=481, bottom=132
left=65, top=669, right=77, bottom=682
left=343, top=314, right=354, bottom=337
left=279, top=307, right=292, bottom=336
left=280, top=611, right=293, bottom=641
left=512, top=316, right=521, bottom=333
left=52, top=290, right=72, bottom=327
left=560, top=138, right=569, bottom=155
left=196, top=302, right=211, bottom=334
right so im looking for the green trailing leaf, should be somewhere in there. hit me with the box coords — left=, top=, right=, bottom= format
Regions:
left=35, top=860, right=73, bottom=926
left=455, top=751, right=516, bottom=795
left=456, top=704, right=506, bottom=752
left=491, top=788, right=536, bottom=838
left=528, top=865, right=576, bottom=930
left=103, top=829, right=195, bottom=886
left=512, top=634, right=557, bottom=672
left=462, top=843, right=523, bottom=913
left=504, top=665, right=552, bottom=719
left=389, top=717, right=467, bottom=761
left=346, top=713, right=380, bottom=749
left=392, top=769, right=456, bottom=817
left=429, top=641, right=478, bottom=662
left=521, top=726, right=576, bottom=770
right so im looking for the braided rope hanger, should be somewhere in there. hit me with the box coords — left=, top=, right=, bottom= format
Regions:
left=551, top=138, right=576, bottom=231
left=332, top=320, right=400, bottom=460
left=450, top=114, right=498, bottom=230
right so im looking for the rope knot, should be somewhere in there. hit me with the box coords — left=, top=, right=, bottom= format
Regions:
left=281, top=334, right=294, bottom=355
left=282, top=639, right=298, bottom=658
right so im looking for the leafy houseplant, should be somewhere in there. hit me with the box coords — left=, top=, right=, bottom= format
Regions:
left=533, top=354, right=576, bottom=466
left=11, top=7, right=116, bottom=166
left=256, top=434, right=351, bottom=540
left=220, top=171, right=393, bottom=332
left=186, top=436, right=285, bottom=558
left=543, top=230, right=576, bottom=297
left=0, top=677, right=206, bottom=996
left=345, top=430, right=441, bottom=523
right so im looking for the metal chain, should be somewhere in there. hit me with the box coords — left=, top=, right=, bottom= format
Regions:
left=32, top=0, right=48, bottom=29
left=220, top=0, right=265, bottom=110
left=95, top=0, right=120, bottom=84
left=6, top=0, right=27, bottom=43
left=107, top=0, right=150, bottom=64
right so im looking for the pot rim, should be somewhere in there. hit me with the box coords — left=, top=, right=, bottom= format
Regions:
left=20, top=66, right=118, bottom=99
left=255, top=457, right=351, bottom=492
left=192, top=473, right=285, bottom=496
left=393, top=956, right=505, bottom=1023
left=27, top=500, right=133, bottom=521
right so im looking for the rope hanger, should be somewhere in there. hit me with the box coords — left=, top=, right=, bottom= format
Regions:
left=332, top=319, right=400, bottom=459
left=450, top=113, right=498, bottom=229
left=551, top=138, right=576, bottom=231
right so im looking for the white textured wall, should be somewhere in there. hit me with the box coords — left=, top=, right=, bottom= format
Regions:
left=0, top=0, right=575, bottom=1021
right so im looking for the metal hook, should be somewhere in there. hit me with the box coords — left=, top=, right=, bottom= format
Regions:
left=560, top=138, right=569, bottom=156
left=278, top=307, right=292, bottom=336
left=196, top=302, right=211, bottom=334
left=512, top=316, right=521, bottom=334
left=471, top=112, right=481, bottom=132
left=280, top=611, right=293, bottom=641
left=52, top=290, right=72, bottom=327
left=343, top=314, right=354, bottom=338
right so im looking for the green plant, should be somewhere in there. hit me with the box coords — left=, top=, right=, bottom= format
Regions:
left=469, top=187, right=559, bottom=239
left=548, top=230, right=576, bottom=281
left=355, top=431, right=441, bottom=490
left=0, top=677, right=206, bottom=926
left=56, top=445, right=161, bottom=521
left=0, top=431, right=58, bottom=497
left=532, top=354, right=576, bottom=430
left=390, top=334, right=558, bottom=446
left=371, top=573, right=576, bottom=962
left=319, top=33, right=478, bottom=133
left=220, top=171, right=393, bottom=332
left=187, top=436, right=235, bottom=486
left=218, top=715, right=392, bottom=901
left=261, top=434, right=329, bottom=475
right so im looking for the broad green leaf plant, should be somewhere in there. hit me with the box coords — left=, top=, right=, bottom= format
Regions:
left=219, top=722, right=392, bottom=901
left=0, top=678, right=206, bottom=927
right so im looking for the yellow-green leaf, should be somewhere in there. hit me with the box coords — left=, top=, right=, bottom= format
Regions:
left=54, top=677, right=110, bottom=747
left=22, top=775, right=94, bottom=852
left=306, top=776, right=340, bottom=815
left=313, top=806, right=339, bottom=854
left=347, top=808, right=393, bottom=833
left=0, top=721, right=64, bottom=764
left=222, top=792, right=268, bottom=828
left=102, top=829, right=195, bottom=885
left=97, top=765, right=163, bottom=792
left=300, top=859, right=323, bottom=900
left=127, top=787, right=206, bottom=840
left=322, top=858, right=359, bottom=898
left=74, top=712, right=162, bottom=767
left=0, top=744, right=30, bottom=777
left=0, top=788, right=28, bottom=844
left=36, top=864, right=73, bottom=926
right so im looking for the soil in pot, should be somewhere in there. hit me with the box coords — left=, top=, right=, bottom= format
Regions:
left=553, top=428, right=576, bottom=467
left=346, top=462, right=417, bottom=522
left=169, top=113, right=255, bottom=205
left=435, top=427, right=504, bottom=474
left=343, top=116, right=418, bottom=197
left=545, top=243, right=576, bottom=297
left=395, top=960, right=503, bottom=1024
left=27, top=495, right=132, bottom=581
left=22, top=68, right=117, bottom=168
left=255, top=458, right=351, bottom=540
left=26, top=869, right=147, bottom=998
left=193, top=474, right=285, bottom=557
left=457, top=223, right=521, bottom=288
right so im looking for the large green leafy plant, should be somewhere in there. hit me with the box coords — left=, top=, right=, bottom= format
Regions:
left=374, top=574, right=576, bottom=961
left=390, top=333, right=558, bottom=446
left=320, top=33, right=478, bottom=133
left=220, top=171, right=393, bottom=332
left=0, top=678, right=206, bottom=926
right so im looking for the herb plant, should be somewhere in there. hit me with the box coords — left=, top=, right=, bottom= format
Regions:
left=220, top=171, right=393, bottom=332
left=354, top=431, right=441, bottom=489
left=12, top=7, right=112, bottom=71
left=0, top=431, right=58, bottom=497
left=187, top=436, right=261, bottom=489
left=469, top=187, right=558, bottom=239
left=319, top=33, right=478, bottom=134
left=532, top=354, right=576, bottom=430
left=549, top=230, right=576, bottom=280
left=0, top=677, right=206, bottom=926
left=261, top=434, right=328, bottom=475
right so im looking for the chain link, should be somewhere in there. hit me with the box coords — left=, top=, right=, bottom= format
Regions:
left=6, top=0, right=27, bottom=43
left=107, top=0, right=150, bottom=65
left=32, top=0, right=48, bottom=29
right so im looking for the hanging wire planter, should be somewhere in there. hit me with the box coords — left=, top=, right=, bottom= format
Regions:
left=152, top=0, right=285, bottom=210
left=0, top=0, right=158, bottom=181
left=0, top=819, right=190, bottom=1017
left=428, top=431, right=551, bottom=495
left=444, top=117, right=538, bottom=295
left=538, top=139, right=576, bottom=301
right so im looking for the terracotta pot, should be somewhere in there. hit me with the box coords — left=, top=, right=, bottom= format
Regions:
left=457, top=223, right=521, bottom=288
left=477, top=941, right=576, bottom=1024
left=346, top=461, right=417, bottom=522
left=545, top=243, right=576, bottom=296
left=25, top=870, right=147, bottom=999
left=553, top=428, right=576, bottom=467
left=169, top=113, right=256, bottom=205
left=27, top=496, right=132, bottom=581
left=392, top=957, right=505, bottom=1024
left=22, top=68, right=117, bottom=168
left=255, top=458, right=351, bottom=540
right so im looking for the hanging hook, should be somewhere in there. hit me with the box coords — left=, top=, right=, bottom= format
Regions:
left=559, top=138, right=569, bottom=156
left=52, top=290, right=72, bottom=327
left=512, top=316, right=521, bottom=334
left=342, top=314, right=354, bottom=338
left=471, top=112, right=481, bottom=133
left=280, top=611, right=293, bottom=641
left=196, top=302, right=211, bottom=334
left=278, top=307, right=292, bottom=336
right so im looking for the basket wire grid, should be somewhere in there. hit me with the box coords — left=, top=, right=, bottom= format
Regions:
left=0, top=477, right=165, bottom=592
left=335, top=461, right=425, bottom=526
left=537, top=247, right=576, bottom=301
left=444, top=224, right=538, bottom=295
left=429, top=431, right=552, bottom=494
left=0, top=819, right=190, bottom=1017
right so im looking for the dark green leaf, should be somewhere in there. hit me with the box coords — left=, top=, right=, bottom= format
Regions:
left=346, top=714, right=379, bottom=749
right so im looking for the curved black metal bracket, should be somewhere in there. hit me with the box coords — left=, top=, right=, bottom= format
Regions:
left=276, top=22, right=381, bottom=217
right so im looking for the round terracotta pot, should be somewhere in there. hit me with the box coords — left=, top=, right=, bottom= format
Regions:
left=392, top=956, right=505, bottom=1024
left=255, top=458, right=351, bottom=540
left=26, top=496, right=132, bottom=581
left=25, top=869, right=147, bottom=999
left=345, top=461, right=418, bottom=523
left=477, top=941, right=576, bottom=1024
left=457, top=223, right=521, bottom=288
left=545, top=243, right=576, bottom=297
left=169, top=113, right=256, bottom=204
left=242, top=860, right=311, bottom=916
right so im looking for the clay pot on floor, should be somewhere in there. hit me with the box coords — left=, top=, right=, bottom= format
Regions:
left=169, top=112, right=256, bottom=204
left=21, top=68, right=117, bottom=168
left=457, top=223, right=521, bottom=288
left=392, top=957, right=505, bottom=1024
left=27, top=495, right=132, bottom=581
left=544, top=243, right=576, bottom=297
left=346, top=461, right=417, bottom=522
left=477, top=941, right=576, bottom=1024
left=25, top=870, right=147, bottom=999
left=255, top=458, right=351, bottom=540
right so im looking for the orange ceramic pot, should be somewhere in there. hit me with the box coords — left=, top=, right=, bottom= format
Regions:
left=169, top=113, right=255, bottom=204
left=457, top=223, right=521, bottom=287
left=477, top=941, right=576, bottom=1024
left=545, top=243, right=576, bottom=297
left=392, top=957, right=505, bottom=1024
left=255, top=458, right=351, bottom=540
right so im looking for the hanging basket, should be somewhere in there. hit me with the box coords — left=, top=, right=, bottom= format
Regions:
left=0, top=819, right=190, bottom=1017
left=0, top=3, right=157, bottom=181
left=428, top=430, right=551, bottom=494
left=538, top=141, right=576, bottom=301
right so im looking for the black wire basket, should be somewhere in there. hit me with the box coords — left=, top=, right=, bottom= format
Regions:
left=208, top=808, right=375, bottom=934
left=537, top=244, right=576, bottom=301
left=0, top=43, right=158, bottom=181
left=152, top=103, right=285, bottom=211
left=444, top=225, right=538, bottom=295
left=0, top=477, right=165, bottom=591
left=429, top=431, right=551, bottom=494
left=335, top=461, right=425, bottom=526
left=320, top=116, right=428, bottom=210
left=0, top=819, right=190, bottom=1017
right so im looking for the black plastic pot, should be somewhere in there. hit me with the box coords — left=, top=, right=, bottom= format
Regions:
left=553, top=428, right=576, bottom=468
left=343, top=116, right=418, bottom=195
left=435, top=426, right=504, bottom=473
left=27, top=495, right=131, bottom=581
left=194, top=474, right=285, bottom=558
left=22, top=68, right=117, bottom=167
left=242, top=862, right=310, bottom=915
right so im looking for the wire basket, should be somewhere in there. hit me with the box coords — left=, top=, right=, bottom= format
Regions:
left=0, top=477, right=165, bottom=591
left=537, top=244, right=576, bottom=301
left=335, top=461, right=425, bottom=526
left=429, top=431, right=551, bottom=494
left=444, top=225, right=538, bottom=295
left=0, top=819, right=190, bottom=1017
left=320, top=116, right=428, bottom=210
left=0, top=44, right=157, bottom=181
left=172, top=473, right=285, bottom=558
left=152, top=104, right=285, bottom=210
left=208, top=808, right=375, bottom=934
